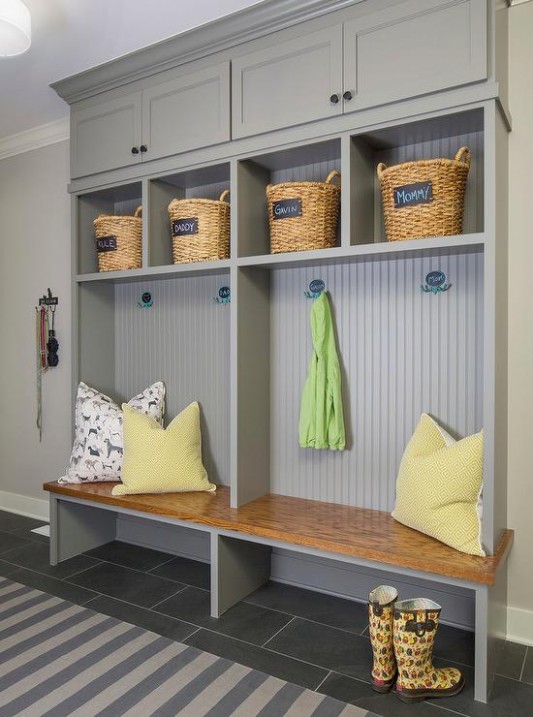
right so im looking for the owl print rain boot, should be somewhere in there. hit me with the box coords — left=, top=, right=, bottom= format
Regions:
left=393, top=598, right=465, bottom=703
left=368, top=585, right=398, bottom=693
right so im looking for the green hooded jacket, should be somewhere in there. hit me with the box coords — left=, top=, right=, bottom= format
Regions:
left=299, top=291, right=345, bottom=450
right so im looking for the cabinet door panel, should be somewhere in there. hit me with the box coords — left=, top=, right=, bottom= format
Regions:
left=343, top=0, right=487, bottom=112
left=232, top=25, right=343, bottom=139
left=71, top=93, right=142, bottom=178
left=142, top=62, right=230, bottom=161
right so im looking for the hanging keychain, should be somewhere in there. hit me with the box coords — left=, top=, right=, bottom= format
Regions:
left=36, top=290, right=59, bottom=441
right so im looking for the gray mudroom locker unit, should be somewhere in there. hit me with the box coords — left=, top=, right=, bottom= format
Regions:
left=50, top=0, right=510, bottom=703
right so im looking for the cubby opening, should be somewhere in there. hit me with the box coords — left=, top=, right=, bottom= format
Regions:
left=77, top=182, right=143, bottom=276
left=236, top=138, right=342, bottom=258
left=78, top=273, right=231, bottom=485
left=149, top=163, right=231, bottom=267
left=263, top=247, right=485, bottom=512
left=349, top=108, right=484, bottom=245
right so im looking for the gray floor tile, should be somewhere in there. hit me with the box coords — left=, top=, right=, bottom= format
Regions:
left=0, top=510, right=47, bottom=533
left=84, top=540, right=173, bottom=572
left=0, top=558, right=19, bottom=578
left=68, top=562, right=183, bottom=609
left=150, top=556, right=210, bottom=590
left=156, top=585, right=293, bottom=645
left=8, top=567, right=98, bottom=605
left=10, top=527, right=50, bottom=544
left=319, top=673, right=443, bottom=717
left=521, top=646, right=533, bottom=685
left=429, top=666, right=533, bottom=716
left=0, top=531, right=33, bottom=555
left=245, top=581, right=368, bottom=634
left=494, top=641, right=527, bottom=681
left=1, top=542, right=101, bottom=579
left=185, top=628, right=327, bottom=690
left=433, top=623, right=475, bottom=668
left=266, top=617, right=373, bottom=682
left=86, top=594, right=197, bottom=642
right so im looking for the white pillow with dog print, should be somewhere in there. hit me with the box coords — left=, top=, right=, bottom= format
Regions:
left=58, top=381, right=165, bottom=484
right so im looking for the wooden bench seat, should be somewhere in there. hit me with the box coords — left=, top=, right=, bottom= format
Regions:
left=44, top=481, right=512, bottom=586
left=44, top=480, right=513, bottom=703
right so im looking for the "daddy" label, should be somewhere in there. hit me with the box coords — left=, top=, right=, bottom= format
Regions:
left=272, top=198, right=302, bottom=220
left=172, top=218, right=199, bottom=236
left=393, top=182, right=433, bottom=209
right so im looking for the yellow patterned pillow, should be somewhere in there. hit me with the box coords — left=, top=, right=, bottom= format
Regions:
left=112, top=402, right=216, bottom=496
left=391, top=413, right=484, bottom=556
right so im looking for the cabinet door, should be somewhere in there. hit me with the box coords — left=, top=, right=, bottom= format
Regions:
left=142, top=62, right=230, bottom=161
left=343, top=0, right=487, bottom=113
left=232, top=25, right=343, bottom=139
left=71, top=93, right=142, bottom=178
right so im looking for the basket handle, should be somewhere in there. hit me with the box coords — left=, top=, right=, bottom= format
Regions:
left=326, top=170, right=341, bottom=186
left=134, top=206, right=142, bottom=218
left=454, top=146, right=471, bottom=168
left=376, top=163, right=387, bottom=179
left=219, top=189, right=230, bottom=202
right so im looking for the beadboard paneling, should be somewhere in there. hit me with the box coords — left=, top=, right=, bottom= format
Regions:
left=271, top=250, right=484, bottom=509
left=114, top=274, right=230, bottom=485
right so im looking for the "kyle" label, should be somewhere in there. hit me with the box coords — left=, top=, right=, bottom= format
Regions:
left=272, top=198, right=302, bottom=220
left=96, top=236, right=117, bottom=252
left=393, top=181, right=433, bottom=209
left=172, top=218, right=199, bottom=236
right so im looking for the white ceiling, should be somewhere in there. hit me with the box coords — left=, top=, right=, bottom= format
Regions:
left=0, top=0, right=264, bottom=141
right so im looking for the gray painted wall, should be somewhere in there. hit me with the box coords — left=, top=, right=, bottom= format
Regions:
left=0, top=141, right=72, bottom=502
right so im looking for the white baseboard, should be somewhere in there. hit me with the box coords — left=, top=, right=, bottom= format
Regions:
left=506, top=606, right=533, bottom=646
left=0, top=491, right=49, bottom=522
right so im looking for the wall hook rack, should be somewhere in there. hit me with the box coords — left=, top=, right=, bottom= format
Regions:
left=304, top=279, right=326, bottom=299
left=214, top=286, right=231, bottom=304
left=421, top=270, right=451, bottom=294
left=138, top=291, right=153, bottom=309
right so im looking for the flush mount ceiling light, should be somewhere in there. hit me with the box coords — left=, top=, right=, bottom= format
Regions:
left=0, top=0, right=31, bottom=57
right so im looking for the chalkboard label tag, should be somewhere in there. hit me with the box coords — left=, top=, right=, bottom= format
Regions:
left=172, top=218, right=198, bottom=236
left=272, top=198, right=302, bottom=220
left=39, top=296, right=58, bottom=306
left=393, top=181, right=433, bottom=209
left=96, top=236, right=117, bottom=252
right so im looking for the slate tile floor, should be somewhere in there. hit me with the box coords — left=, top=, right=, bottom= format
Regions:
left=1, top=509, right=532, bottom=717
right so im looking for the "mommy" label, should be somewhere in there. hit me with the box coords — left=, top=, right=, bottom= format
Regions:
left=393, top=181, right=433, bottom=209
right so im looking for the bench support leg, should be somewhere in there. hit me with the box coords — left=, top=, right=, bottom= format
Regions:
left=474, top=565, right=508, bottom=703
left=210, top=534, right=271, bottom=618
left=49, top=496, right=117, bottom=565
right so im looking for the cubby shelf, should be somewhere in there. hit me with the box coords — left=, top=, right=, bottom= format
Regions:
left=76, top=259, right=232, bottom=284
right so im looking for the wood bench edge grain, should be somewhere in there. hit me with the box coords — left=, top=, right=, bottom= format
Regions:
left=44, top=481, right=513, bottom=587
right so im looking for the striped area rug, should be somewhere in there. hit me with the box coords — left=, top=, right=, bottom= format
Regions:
left=0, top=577, right=380, bottom=717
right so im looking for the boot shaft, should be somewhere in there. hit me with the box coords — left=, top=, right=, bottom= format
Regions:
left=368, top=585, right=398, bottom=689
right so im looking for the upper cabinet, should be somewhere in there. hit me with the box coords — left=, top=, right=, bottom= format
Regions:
left=232, top=0, right=487, bottom=139
left=342, top=0, right=487, bottom=113
left=231, top=25, right=344, bottom=139
left=70, top=62, right=230, bottom=179
left=71, top=92, right=143, bottom=178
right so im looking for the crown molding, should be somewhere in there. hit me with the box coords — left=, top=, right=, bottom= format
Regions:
left=51, top=0, right=361, bottom=105
left=0, top=116, right=69, bottom=161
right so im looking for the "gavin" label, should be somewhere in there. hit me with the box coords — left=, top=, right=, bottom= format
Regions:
left=272, top=198, right=302, bottom=220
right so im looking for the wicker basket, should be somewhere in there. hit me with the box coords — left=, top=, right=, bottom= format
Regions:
left=168, top=190, right=230, bottom=264
left=93, top=206, right=142, bottom=272
left=377, top=147, right=471, bottom=242
left=266, top=170, right=341, bottom=254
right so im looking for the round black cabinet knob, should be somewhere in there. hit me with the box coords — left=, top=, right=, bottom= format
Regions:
left=131, top=146, right=139, bottom=154
left=140, top=145, right=148, bottom=153
left=343, top=90, right=353, bottom=101
left=329, top=93, right=340, bottom=104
